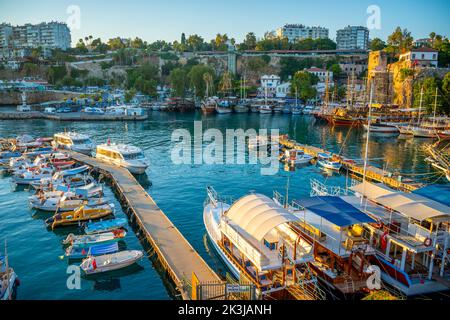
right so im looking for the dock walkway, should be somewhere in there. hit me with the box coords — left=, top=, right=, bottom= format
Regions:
left=279, top=136, right=420, bottom=192
left=69, top=152, right=221, bottom=299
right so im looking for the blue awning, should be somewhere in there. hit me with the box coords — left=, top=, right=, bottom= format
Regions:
left=297, top=196, right=376, bottom=227
left=413, top=185, right=450, bottom=207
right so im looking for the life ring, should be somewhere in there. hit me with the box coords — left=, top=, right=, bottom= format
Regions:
left=424, top=237, right=432, bottom=247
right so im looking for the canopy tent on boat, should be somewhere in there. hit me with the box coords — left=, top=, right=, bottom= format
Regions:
left=412, top=185, right=450, bottom=207
left=296, top=196, right=376, bottom=227
left=225, top=194, right=298, bottom=242
left=351, top=182, right=450, bottom=221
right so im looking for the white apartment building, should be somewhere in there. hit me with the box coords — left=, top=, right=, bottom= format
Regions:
left=399, top=48, right=439, bottom=68
left=304, top=67, right=333, bottom=82
left=0, top=22, right=71, bottom=59
left=0, top=23, right=13, bottom=48
left=276, top=24, right=329, bottom=43
left=276, top=82, right=291, bottom=98
left=336, top=26, right=369, bottom=50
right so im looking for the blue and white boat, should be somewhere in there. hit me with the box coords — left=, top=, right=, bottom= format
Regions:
left=215, top=99, right=233, bottom=114
left=317, top=153, right=342, bottom=171
left=60, top=165, right=90, bottom=177
left=65, top=242, right=119, bottom=259
left=291, top=105, right=302, bottom=115
left=84, top=218, right=128, bottom=235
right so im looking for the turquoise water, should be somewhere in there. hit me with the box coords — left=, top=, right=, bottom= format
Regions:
left=0, top=112, right=440, bottom=300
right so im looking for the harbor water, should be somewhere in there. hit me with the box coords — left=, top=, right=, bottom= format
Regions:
left=0, top=111, right=443, bottom=300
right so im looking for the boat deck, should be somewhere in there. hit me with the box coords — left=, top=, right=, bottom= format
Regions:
left=68, top=151, right=221, bottom=299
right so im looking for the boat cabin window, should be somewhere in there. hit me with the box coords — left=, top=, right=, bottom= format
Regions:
left=264, top=232, right=279, bottom=251
left=123, top=152, right=145, bottom=160
left=97, top=148, right=123, bottom=160
left=57, top=137, right=72, bottom=145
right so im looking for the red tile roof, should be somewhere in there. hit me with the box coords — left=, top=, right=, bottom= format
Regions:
left=411, top=47, right=438, bottom=53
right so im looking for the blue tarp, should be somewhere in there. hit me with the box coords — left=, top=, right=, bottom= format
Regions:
left=413, top=185, right=450, bottom=207
left=297, top=196, right=376, bottom=227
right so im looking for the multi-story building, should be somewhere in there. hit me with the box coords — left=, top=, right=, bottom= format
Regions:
left=336, top=26, right=369, bottom=50
left=0, top=23, right=13, bottom=48
left=0, top=22, right=71, bottom=59
left=304, top=67, right=333, bottom=82
left=399, top=48, right=439, bottom=68
left=276, top=24, right=329, bottom=43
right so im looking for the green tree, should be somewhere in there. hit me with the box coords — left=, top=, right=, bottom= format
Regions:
left=239, top=32, right=257, bottom=50
left=441, top=72, right=450, bottom=114
left=127, top=63, right=159, bottom=96
left=188, top=64, right=215, bottom=98
left=369, top=38, right=386, bottom=51
left=290, top=71, right=318, bottom=101
left=187, top=34, right=204, bottom=52
left=329, top=64, right=342, bottom=79
left=412, top=77, right=445, bottom=114
left=169, top=68, right=188, bottom=97
left=124, top=88, right=137, bottom=103
left=386, top=27, right=413, bottom=55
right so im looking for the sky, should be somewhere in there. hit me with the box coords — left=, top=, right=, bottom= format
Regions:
left=1, top=0, right=449, bottom=46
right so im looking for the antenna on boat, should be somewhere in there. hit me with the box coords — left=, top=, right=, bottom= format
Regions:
left=361, top=81, right=374, bottom=206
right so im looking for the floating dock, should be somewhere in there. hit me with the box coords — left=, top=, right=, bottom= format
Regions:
left=279, top=136, right=420, bottom=192
left=68, top=152, right=221, bottom=299
left=0, top=112, right=148, bottom=121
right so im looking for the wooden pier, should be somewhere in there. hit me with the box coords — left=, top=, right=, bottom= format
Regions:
left=68, top=152, right=221, bottom=299
left=279, top=136, right=420, bottom=192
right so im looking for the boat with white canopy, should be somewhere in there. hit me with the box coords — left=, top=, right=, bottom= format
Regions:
left=203, top=187, right=324, bottom=299
left=350, top=181, right=450, bottom=295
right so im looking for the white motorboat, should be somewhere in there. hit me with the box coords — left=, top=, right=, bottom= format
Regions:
left=281, top=149, right=314, bottom=165
left=12, top=167, right=54, bottom=185
left=95, top=142, right=149, bottom=174
left=317, top=153, right=342, bottom=171
left=259, top=105, right=273, bottom=114
left=63, top=229, right=127, bottom=249
left=52, top=132, right=94, bottom=155
left=80, top=250, right=143, bottom=275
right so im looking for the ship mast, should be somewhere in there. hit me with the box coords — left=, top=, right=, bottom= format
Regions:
left=433, top=87, right=438, bottom=127
left=362, top=82, right=374, bottom=205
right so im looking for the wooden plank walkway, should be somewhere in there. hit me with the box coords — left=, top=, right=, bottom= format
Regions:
left=279, top=136, right=420, bottom=192
left=68, top=151, right=221, bottom=299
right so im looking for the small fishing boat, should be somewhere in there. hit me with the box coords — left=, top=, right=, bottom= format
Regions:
left=201, top=97, right=217, bottom=115
left=215, top=99, right=233, bottom=114
left=438, top=130, right=450, bottom=140
left=84, top=218, right=128, bottom=235
left=30, top=193, right=109, bottom=212
left=291, top=105, right=302, bottom=115
left=363, top=122, right=400, bottom=134
left=63, top=229, right=126, bottom=248
left=0, top=251, right=19, bottom=301
left=410, top=126, right=438, bottom=138
left=12, top=167, right=54, bottom=185
left=45, top=205, right=114, bottom=229
left=259, top=105, right=273, bottom=114
left=302, top=105, right=314, bottom=115
left=282, top=105, right=291, bottom=114
left=272, top=104, right=283, bottom=114
left=30, top=173, right=95, bottom=191
left=0, top=152, right=21, bottom=166
left=397, top=124, right=414, bottom=135
left=65, top=242, right=119, bottom=260
left=317, top=153, right=342, bottom=171
left=233, top=101, right=249, bottom=113
left=80, top=250, right=143, bottom=275
left=250, top=104, right=260, bottom=113
left=281, top=149, right=314, bottom=165
left=60, top=165, right=90, bottom=177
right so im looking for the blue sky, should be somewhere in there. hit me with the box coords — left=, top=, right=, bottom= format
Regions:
left=1, top=0, right=449, bottom=46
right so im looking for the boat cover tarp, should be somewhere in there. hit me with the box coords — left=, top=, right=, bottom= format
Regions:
left=351, top=182, right=450, bottom=221
left=297, top=196, right=376, bottom=227
left=85, top=218, right=127, bottom=233
left=226, top=194, right=298, bottom=242
left=413, top=185, right=450, bottom=207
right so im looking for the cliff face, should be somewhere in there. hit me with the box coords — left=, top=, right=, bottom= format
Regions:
left=368, top=50, right=450, bottom=107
